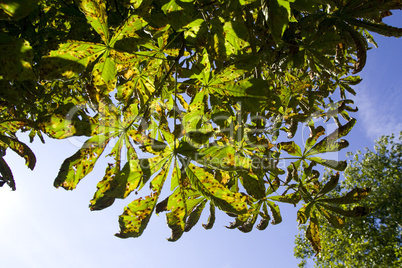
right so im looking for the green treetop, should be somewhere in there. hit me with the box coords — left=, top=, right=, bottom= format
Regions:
left=294, top=133, right=402, bottom=267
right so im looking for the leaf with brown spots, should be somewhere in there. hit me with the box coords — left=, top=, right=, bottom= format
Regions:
left=110, top=15, right=148, bottom=48
left=0, top=135, right=36, bottom=170
left=316, top=172, right=340, bottom=198
left=92, top=51, right=117, bottom=92
left=185, top=163, right=248, bottom=215
left=54, top=134, right=112, bottom=190
left=307, top=157, right=347, bottom=171
left=297, top=202, right=315, bottom=225
left=316, top=204, right=345, bottom=229
left=319, top=187, right=371, bottom=204
left=305, top=119, right=356, bottom=156
left=306, top=215, right=321, bottom=254
left=78, top=0, right=109, bottom=44
left=267, top=200, right=282, bottom=225
left=0, top=157, right=16, bottom=190
left=278, top=141, right=303, bottom=157
left=115, top=163, right=170, bottom=238
left=166, top=188, right=187, bottom=241
left=184, top=199, right=207, bottom=232
left=41, top=42, right=106, bottom=80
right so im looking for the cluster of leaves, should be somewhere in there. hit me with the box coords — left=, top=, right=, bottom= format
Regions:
left=1, top=0, right=401, bottom=249
left=294, top=133, right=402, bottom=267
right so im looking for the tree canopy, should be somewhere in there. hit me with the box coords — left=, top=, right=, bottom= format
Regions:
left=0, top=0, right=401, bottom=247
left=294, top=133, right=402, bottom=267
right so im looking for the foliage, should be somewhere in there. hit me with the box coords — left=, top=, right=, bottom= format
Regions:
left=294, top=133, right=402, bottom=267
left=1, top=0, right=401, bottom=244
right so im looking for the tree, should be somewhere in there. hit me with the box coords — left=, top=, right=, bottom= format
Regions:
left=294, top=133, right=402, bottom=267
left=0, top=0, right=401, bottom=244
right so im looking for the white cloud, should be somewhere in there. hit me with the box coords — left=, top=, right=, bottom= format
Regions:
left=356, top=84, right=402, bottom=140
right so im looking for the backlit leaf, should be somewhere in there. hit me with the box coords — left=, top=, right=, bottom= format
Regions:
left=110, top=15, right=148, bottom=47
left=297, top=202, right=315, bottom=225
left=184, top=199, right=207, bottom=232
left=268, top=192, right=301, bottom=206
left=202, top=203, right=216, bottom=230
left=78, top=0, right=109, bottom=44
left=320, top=204, right=371, bottom=218
left=240, top=172, right=266, bottom=199
left=306, top=215, right=321, bottom=253
left=54, top=134, right=112, bottom=190
left=267, top=200, right=282, bottom=224
left=278, top=141, right=303, bottom=157
left=319, top=187, right=371, bottom=204
left=0, top=135, right=36, bottom=170
left=116, top=164, right=169, bottom=238
left=41, top=42, right=105, bottom=80
left=0, top=157, right=15, bottom=190
left=185, top=164, right=248, bottom=214
left=305, top=118, right=356, bottom=156
left=166, top=188, right=187, bottom=241
left=307, top=157, right=347, bottom=171
left=316, top=172, right=339, bottom=198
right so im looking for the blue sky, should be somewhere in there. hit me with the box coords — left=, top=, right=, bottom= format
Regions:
left=1, top=13, right=401, bottom=268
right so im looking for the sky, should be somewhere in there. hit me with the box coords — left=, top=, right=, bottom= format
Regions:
left=1, top=12, right=402, bottom=268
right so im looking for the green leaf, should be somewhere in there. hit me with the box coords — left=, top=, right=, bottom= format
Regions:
left=267, top=200, right=282, bottom=224
left=110, top=15, right=148, bottom=47
left=278, top=141, right=303, bottom=156
left=89, top=145, right=145, bottom=210
left=268, top=192, right=301, bottom=206
left=54, top=134, right=111, bottom=190
left=316, top=205, right=344, bottom=228
left=78, top=0, right=109, bottom=44
left=41, top=42, right=105, bottom=80
left=160, top=0, right=196, bottom=30
left=210, top=77, right=271, bottom=98
left=197, top=146, right=252, bottom=171
left=346, top=18, right=402, bottom=38
left=291, top=0, right=319, bottom=12
left=166, top=188, right=187, bottom=241
left=116, top=164, right=169, bottom=238
left=92, top=51, right=117, bottom=87
left=316, top=172, right=339, bottom=198
left=319, top=187, right=371, bottom=204
left=0, top=135, right=36, bottom=170
left=116, top=195, right=157, bottom=238
left=304, top=125, right=326, bottom=153
left=202, top=203, right=216, bottom=229
left=186, top=130, right=214, bottom=145
left=307, top=157, right=347, bottom=171
left=256, top=204, right=270, bottom=230
left=306, top=215, right=321, bottom=253
left=305, top=118, right=356, bottom=156
left=320, top=204, right=371, bottom=218
left=238, top=205, right=261, bottom=233
left=40, top=107, right=95, bottom=139
left=0, top=157, right=15, bottom=190
left=240, top=172, right=266, bottom=199
left=221, top=21, right=250, bottom=56
left=185, top=163, right=248, bottom=214
left=184, top=199, right=207, bottom=232
left=262, top=0, right=294, bottom=44
left=297, top=202, right=314, bottom=225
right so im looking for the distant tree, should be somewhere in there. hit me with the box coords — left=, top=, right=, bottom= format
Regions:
left=1, top=0, right=402, bottom=243
left=294, top=133, right=402, bottom=267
